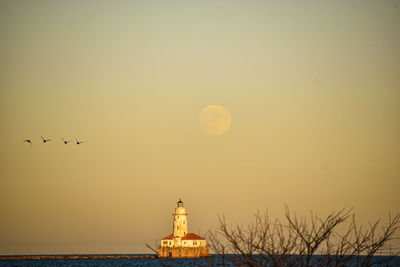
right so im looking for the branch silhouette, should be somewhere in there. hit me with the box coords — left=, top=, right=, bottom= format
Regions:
left=207, top=206, right=400, bottom=267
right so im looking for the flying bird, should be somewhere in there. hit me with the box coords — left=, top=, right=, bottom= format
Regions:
left=23, top=139, right=32, bottom=146
left=75, top=138, right=85, bottom=145
left=61, top=137, right=72, bottom=144
left=41, top=136, right=51, bottom=143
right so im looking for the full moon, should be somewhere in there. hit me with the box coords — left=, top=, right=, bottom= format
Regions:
left=199, top=105, right=231, bottom=136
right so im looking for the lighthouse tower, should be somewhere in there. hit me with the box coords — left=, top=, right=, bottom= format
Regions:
left=173, top=199, right=188, bottom=238
left=158, top=199, right=209, bottom=258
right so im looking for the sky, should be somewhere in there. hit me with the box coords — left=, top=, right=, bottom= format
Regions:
left=0, top=0, right=399, bottom=254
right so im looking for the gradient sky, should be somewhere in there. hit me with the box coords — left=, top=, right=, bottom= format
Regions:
left=1, top=0, right=399, bottom=254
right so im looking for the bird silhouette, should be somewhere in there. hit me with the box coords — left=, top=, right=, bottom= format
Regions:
left=41, top=136, right=51, bottom=143
left=23, top=139, right=32, bottom=146
left=75, top=137, right=85, bottom=145
left=61, top=137, right=72, bottom=144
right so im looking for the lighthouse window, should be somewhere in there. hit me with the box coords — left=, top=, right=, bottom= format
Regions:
left=183, top=220, right=185, bottom=224
left=177, top=226, right=179, bottom=230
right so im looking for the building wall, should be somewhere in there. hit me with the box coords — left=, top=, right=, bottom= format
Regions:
left=161, top=239, right=174, bottom=247
left=160, top=238, right=207, bottom=248
left=158, top=246, right=209, bottom=258
left=180, top=239, right=207, bottom=247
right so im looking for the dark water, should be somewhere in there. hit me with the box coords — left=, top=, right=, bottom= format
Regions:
left=1, top=255, right=400, bottom=266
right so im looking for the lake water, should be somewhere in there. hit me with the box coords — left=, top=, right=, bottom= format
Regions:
left=1, top=255, right=400, bottom=266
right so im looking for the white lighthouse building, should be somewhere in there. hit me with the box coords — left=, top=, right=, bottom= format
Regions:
left=158, top=199, right=209, bottom=258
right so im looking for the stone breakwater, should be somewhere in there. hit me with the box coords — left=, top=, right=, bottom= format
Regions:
left=0, top=255, right=156, bottom=260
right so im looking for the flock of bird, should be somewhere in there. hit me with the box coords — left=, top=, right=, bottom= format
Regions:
left=23, top=136, right=85, bottom=146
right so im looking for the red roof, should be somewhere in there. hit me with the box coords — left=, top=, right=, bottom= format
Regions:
left=181, top=233, right=205, bottom=240
left=161, top=233, right=205, bottom=240
left=161, top=234, right=174, bottom=240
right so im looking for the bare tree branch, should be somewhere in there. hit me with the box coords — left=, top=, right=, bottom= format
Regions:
left=207, top=206, right=400, bottom=267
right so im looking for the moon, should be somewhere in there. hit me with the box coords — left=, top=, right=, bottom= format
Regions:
left=199, top=105, right=231, bottom=136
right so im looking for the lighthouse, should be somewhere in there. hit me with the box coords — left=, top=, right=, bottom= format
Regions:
left=158, top=199, right=209, bottom=258
left=173, top=199, right=188, bottom=238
